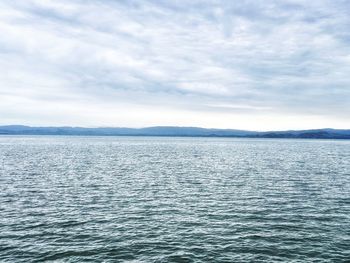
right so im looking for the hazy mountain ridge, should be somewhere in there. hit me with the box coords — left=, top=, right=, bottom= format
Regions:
left=0, top=125, right=349, bottom=139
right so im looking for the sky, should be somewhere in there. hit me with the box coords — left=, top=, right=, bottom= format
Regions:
left=0, top=0, right=349, bottom=131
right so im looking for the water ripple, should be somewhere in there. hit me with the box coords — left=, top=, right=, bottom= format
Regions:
left=0, top=136, right=349, bottom=262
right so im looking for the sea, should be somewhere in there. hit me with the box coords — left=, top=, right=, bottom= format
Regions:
left=0, top=136, right=349, bottom=262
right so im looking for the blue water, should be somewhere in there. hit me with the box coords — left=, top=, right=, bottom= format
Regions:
left=1, top=136, right=349, bottom=262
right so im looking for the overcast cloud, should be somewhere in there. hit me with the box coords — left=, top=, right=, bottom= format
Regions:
left=0, top=0, right=349, bottom=130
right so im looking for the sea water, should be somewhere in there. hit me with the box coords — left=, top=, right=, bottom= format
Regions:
left=1, top=136, right=349, bottom=262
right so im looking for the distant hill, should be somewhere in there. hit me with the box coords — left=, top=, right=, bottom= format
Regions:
left=0, top=125, right=349, bottom=139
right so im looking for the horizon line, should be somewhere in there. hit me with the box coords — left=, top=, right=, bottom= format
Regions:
left=1, top=124, right=349, bottom=133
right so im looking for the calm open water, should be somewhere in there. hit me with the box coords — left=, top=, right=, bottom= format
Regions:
left=0, top=136, right=349, bottom=262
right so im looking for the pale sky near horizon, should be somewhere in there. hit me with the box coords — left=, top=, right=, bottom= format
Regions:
left=0, top=0, right=349, bottom=131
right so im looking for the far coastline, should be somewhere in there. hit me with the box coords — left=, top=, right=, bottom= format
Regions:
left=1, top=125, right=349, bottom=139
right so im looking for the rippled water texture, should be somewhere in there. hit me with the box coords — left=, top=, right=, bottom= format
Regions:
left=1, top=136, right=349, bottom=262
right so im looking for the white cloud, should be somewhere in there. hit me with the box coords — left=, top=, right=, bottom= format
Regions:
left=0, top=0, right=349, bottom=130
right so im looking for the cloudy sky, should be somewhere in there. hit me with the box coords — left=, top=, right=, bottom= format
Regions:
left=0, top=0, right=349, bottom=130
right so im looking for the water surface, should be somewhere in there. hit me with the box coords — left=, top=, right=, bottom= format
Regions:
left=1, top=136, right=349, bottom=262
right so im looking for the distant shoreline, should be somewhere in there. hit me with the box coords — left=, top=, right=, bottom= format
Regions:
left=1, top=135, right=350, bottom=141
left=1, top=125, right=349, bottom=139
